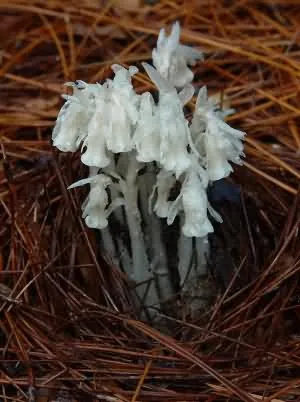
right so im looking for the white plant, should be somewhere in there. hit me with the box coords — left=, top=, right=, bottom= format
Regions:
left=152, top=21, right=203, bottom=87
left=190, top=86, right=245, bottom=181
left=133, top=91, right=160, bottom=163
left=52, top=21, right=245, bottom=317
left=142, top=62, right=193, bottom=177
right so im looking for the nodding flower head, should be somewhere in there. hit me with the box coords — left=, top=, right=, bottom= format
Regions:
left=104, top=64, right=140, bottom=154
left=52, top=21, right=246, bottom=239
left=53, top=65, right=140, bottom=162
left=191, top=86, right=245, bottom=181
left=133, top=91, right=160, bottom=163
left=81, top=83, right=111, bottom=168
left=151, top=169, right=177, bottom=218
left=152, top=21, right=202, bottom=87
left=163, top=168, right=215, bottom=238
left=110, top=64, right=138, bottom=92
left=142, top=62, right=193, bottom=177
left=181, top=170, right=214, bottom=237
left=52, top=80, right=94, bottom=152
left=68, top=174, right=112, bottom=230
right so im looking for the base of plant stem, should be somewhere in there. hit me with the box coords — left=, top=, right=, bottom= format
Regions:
left=180, top=275, right=217, bottom=319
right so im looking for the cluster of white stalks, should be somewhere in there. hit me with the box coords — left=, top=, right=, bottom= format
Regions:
left=52, top=21, right=245, bottom=318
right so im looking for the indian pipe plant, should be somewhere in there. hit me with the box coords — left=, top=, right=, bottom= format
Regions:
left=52, top=21, right=245, bottom=318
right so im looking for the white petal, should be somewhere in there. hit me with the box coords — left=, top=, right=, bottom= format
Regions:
left=52, top=81, right=97, bottom=152
left=79, top=175, right=112, bottom=230
left=178, top=84, right=194, bottom=105
left=182, top=217, right=214, bottom=237
left=181, top=170, right=213, bottom=237
left=85, top=214, right=108, bottom=229
left=170, top=21, right=180, bottom=47
left=151, top=21, right=201, bottom=87
left=81, top=97, right=110, bottom=167
left=68, top=174, right=111, bottom=190
left=190, top=87, right=245, bottom=180
left=157, top=27, right=166, bottom=48
left=216, top=118, right=245, bottom=139
left=178, top=44, right=203, bottom=65
left=206, top=132, right=233, bottom=181
left=104, top=66, right=139, bottom=153
left=159, top=112, right=191, bottom=176
left=153, top=170, right=176, bottom=218
left=133, top=92, right=160, bottom=163
left=52, top=101, right=86, bottom=152
left=142, top=62, right=174, bottom=93
left=68, top=176, right=95, bottom=190
left=166, top=194, right=182, bottom=225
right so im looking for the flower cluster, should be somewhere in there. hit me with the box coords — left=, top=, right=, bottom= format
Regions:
left=52, top=21, right=245, bottom=238
left=152, top=20, right=203, bottom=87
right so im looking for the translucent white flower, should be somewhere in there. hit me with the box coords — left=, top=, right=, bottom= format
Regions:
left=68, top=174, right=112, bottom=229
left=166, top=169, right=216, bottom=238
left=181, top=170, right=214, bottom=237
left=151, top=169, right=177, bottom=218
left=152, top=21, right=203, bottom=87
left=143, top=62, right=193, bottom=177
left=52, top=81, right=95, bottom=152
left=81, top=83, right=111, bottom=168
left=133, top=92, right=160, bottom=163
left=191, top=86, right=245, bottom=181
left=105, top=65, right=139, bottom=153
left=111, top=64, right=139, bottom=95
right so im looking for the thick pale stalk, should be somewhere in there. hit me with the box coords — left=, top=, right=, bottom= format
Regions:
left=177, top=216, right=193, bottom=287
left=100, top=227, right=118, bottom=265
left=138, top=170, right=174, bottom=304
left=195, top=236, right=209, bottom=276
left=181, top=235, right=210, bottom=318
left=120, top=154, right=160, bottom=311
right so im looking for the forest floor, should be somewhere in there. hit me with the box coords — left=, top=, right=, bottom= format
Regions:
left=0, top=1, right=300, bottom=401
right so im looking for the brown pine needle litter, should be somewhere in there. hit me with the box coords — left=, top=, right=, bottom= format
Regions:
left=0, top=0, right=300, bottom=401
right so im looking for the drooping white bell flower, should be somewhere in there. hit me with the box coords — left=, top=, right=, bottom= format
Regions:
left=52, top=81, right=95, bottom=152
left=68, top=174, right=112, bottom=229
left=152, top=21, right=203, bottom=87
left=105, top=65, right=140, bottom=153
left=133, top=92, right=160, bottom=163
left=81, top=83, right=111, bottom=168
left=111, top=64, right=139, bottom=96
left=143, top=62, right=193, bottom=177
left=181, top=170, right=214, bottom=237
left=165, top=169, right=216, bottom=238
left=190, top=86, right=245, bottom=181
left=150, top=169, right=177, bottom=218
left=204, top=130, right=234, bottom=181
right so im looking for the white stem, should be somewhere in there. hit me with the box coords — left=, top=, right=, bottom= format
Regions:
left=120, top=153, right=159, bottom=310
left=109, top=155, right=126, bottom=225
left=181, top=235, right=211, bottom=318
left=195, top=236, right=209, bottom=276
left=177, top=215, right=194, bottom=287
left=138, top=170, right=174, bottom=303
left=100, top=226, right=118, bottom=265
left=122, top=156, right=148, bottom=281
left=115, top=234, right=133, bottom=277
